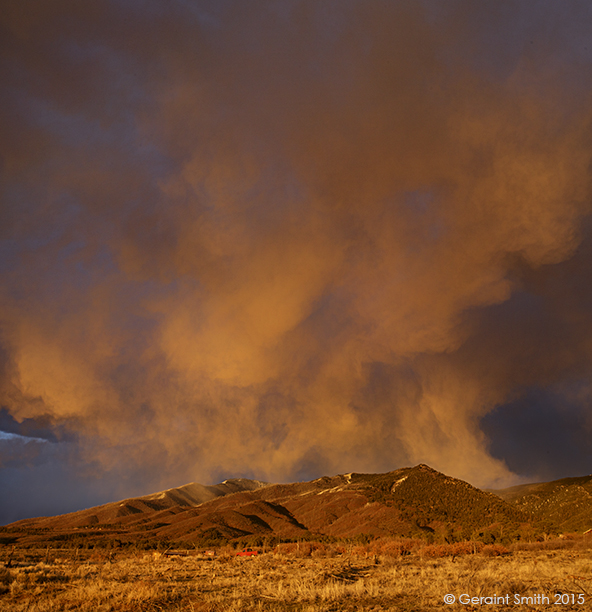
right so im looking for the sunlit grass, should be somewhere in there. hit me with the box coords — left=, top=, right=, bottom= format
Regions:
left=1, top=537, right=591, bottom=611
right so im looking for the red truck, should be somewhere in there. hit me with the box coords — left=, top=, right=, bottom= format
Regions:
left=236, top=548, right=259, bottom=557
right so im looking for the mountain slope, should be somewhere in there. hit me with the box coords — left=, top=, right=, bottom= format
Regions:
left=7, top=478, right=269, bottom=530
left=491, top=474, right=592, bottom=533
left=2, top=465, right=536, bottom=547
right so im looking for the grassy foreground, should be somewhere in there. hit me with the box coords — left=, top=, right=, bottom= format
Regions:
left=1, top=538, right=591, bottom=611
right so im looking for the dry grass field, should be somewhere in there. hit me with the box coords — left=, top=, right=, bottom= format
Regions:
left=1, top=537, right=591, bottom=611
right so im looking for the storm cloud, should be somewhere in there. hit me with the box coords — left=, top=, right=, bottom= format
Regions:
left=2, top=0, right=592, bottom=523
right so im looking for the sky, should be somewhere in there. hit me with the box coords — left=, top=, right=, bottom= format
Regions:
left=1, top=0, right=592, bottom=524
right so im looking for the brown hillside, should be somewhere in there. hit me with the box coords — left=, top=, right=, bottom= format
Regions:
left=491, top=474, right=592, bottom=533
left=6, top=478, right=269, bottom=531
left=1, top=465, right=539, bottom=547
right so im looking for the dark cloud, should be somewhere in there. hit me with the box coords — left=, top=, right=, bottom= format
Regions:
left=482, top=384, right=592, bottom=481
left=1, top=0, right=592, bottom=522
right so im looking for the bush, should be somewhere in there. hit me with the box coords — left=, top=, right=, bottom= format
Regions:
left=419, top=541, right=483, bottom=558
left=275, top=541, right=335, bottom=558
left=421, top=544, right=452, bottom=558
left=450, top=541, right=482, bottom=556
left=373, top=538, right=418, bottom=557
left=482, top=544, right=510, bottom=557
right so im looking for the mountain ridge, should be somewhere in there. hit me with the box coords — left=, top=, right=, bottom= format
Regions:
left=490, top=473, right=592, bottom=533
left=2, top=464, right=555, bottom=548
left=6, top=478, right=271, bottom=530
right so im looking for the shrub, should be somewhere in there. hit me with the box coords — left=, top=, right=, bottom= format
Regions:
left=482, top=544, right=510, bottom=557
left=363, top=537, right=420, bottom=557
left=450, top=541, right=482, bottom=556
left=311, top=543, right=328, bottom=558
left=274, top=542, right=315, bottom=557
left=419, top=541, right=483, bottom=558
left=421, top=544, right=452, bottom=558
